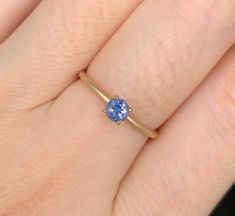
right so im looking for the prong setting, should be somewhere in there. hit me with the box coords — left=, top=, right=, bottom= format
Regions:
left=104, top=96, right=129, bottom=123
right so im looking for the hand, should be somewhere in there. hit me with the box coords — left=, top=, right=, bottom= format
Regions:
left=0, top=0, right=234, bottom=215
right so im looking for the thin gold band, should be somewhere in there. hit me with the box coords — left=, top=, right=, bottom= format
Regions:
left=79, top=71, right=158, bottom=139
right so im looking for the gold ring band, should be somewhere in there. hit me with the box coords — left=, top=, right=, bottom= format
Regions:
left=79, top=71, right=158, bottom=139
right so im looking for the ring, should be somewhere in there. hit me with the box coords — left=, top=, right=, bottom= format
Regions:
left=79, top=71, right=158, bottom=139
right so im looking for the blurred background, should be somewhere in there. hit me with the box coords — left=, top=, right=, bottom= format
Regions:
left=211, top=184, right=235, bottom=216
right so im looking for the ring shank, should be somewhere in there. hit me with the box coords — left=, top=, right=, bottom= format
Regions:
left=79, top=71, right=158, bottom=139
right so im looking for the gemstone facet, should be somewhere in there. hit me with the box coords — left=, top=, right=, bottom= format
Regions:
left=105, top=97, right=129, bottom=123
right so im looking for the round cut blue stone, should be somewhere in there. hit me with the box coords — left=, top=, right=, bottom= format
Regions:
left=106, top=98, right=129, bottom=122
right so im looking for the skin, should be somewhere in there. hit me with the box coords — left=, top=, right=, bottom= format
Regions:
left=0, top=0, right=234, bottom=215
left=0, top=0, right=41, bottom=43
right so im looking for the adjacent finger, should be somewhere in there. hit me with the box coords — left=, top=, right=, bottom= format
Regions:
left=0, top=0, right=141, bottom=109
left=0, top=0, right=41, bottom=44
left=54, top=0, right=235, bottom=193
left=114, top=46, right=235, bottom=216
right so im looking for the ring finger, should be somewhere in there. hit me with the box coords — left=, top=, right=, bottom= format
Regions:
left=54, top=0, right=235, bottom=195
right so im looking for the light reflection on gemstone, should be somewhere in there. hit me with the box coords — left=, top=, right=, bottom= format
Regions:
left=105, top=98, right=129, bottom=123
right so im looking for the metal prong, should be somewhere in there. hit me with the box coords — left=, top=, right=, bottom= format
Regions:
left=129, top=108, right=133, bottom=112
left=117, top=121, right=121, bottom=125
left=115, top=95, right=119, bottom=99
left=103, top=109, right=107, bottom=113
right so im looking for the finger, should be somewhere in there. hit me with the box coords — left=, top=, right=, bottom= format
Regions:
left=0, top=0, right=41, bottom=44
left=0, top=0, right=141, bottom=109
left=114, top=46, right=235, bottom=216
left=55, top=0, right=235, bottom=192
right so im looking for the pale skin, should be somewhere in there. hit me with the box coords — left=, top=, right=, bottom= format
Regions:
left=0, top=0, right=234, bottom=215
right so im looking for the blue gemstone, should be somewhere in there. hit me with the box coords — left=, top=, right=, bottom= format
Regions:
left=106, top=98, right=129, bottom=122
